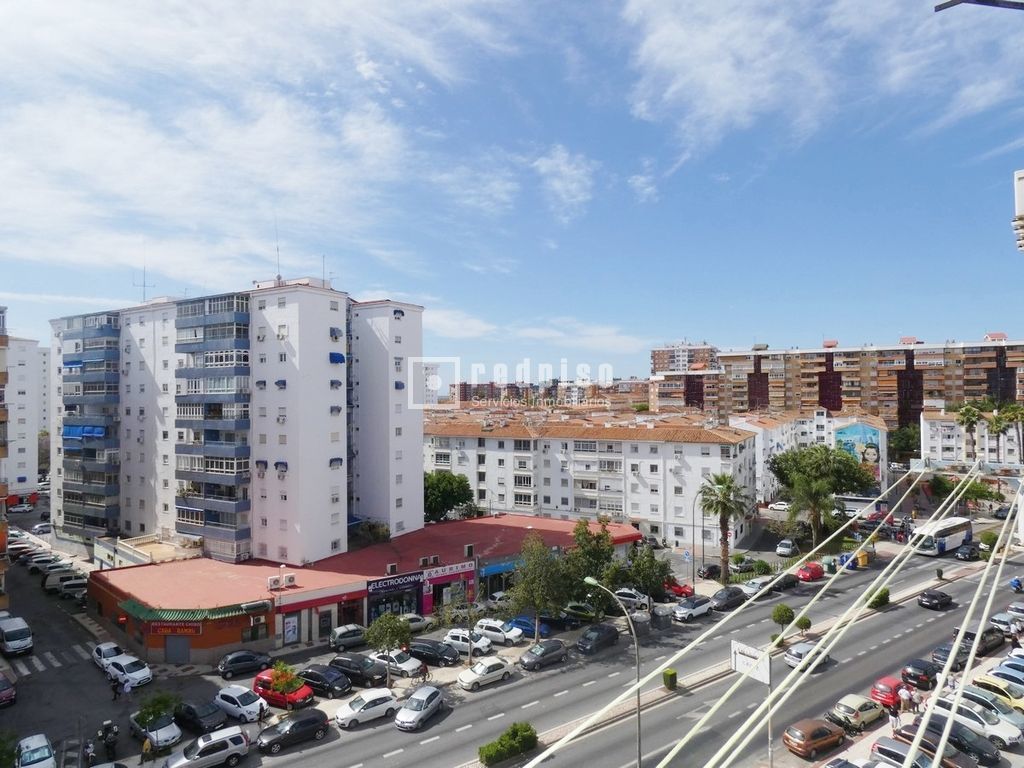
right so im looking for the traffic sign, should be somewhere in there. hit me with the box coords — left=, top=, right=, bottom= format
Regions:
left=731, top=640, right=770, bottom=685
left=682, top=550, right=692, bottom=562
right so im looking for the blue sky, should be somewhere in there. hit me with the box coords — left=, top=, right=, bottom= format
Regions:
left=2, top=1, right=1023, bottom=382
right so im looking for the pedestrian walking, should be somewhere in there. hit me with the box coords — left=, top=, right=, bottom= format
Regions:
left=122, top=681, right=132, bottom=701
left=888, top=705, right=902, bottom=736
left=911, top=689, right=922, bottom=714
left=258, top=703, right=268, bottom=726
left=898, top=686, right=912, bottom=712
left=945, top=674, right=958, bottom=693
left=111, top=679, right=121, bottom=702
left=139, top=737, right=152, bottom=766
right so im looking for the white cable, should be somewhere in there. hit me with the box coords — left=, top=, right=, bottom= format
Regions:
left=906, top=485, right=1022, bottom=768
left=694, top=463, right=983, bottom=768
left=522, top=466, right=921, bottom=767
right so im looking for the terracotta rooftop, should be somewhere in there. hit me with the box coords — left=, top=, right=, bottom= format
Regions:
left=91, top=515, right=644, bottom=610
left=423, top=417, right=754, bottom=445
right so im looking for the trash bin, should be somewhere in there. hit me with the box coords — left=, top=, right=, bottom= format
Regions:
left=824, top=556, right=838, bottom=575
left=651, top=604, right=673, bottom=630
left=629, top=611, right=652, bottom=638
left=857, top=551, right=870, bottom=568
left=839, top=553, right=857, bottom=571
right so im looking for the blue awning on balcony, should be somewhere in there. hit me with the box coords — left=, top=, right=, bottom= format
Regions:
left=274, top=379, right=286, bottom=389
left=254, top=459, right=268, bottom=469
left=62, top=425, right=85, bottom=439
left=330, top=379, right=342, bottom=389
left=82, top=426, right=106, bottom=438
left=394, top=381, right=405, bottom=390
left=274, top=461, right=288, bottom=472
left=329, top=457, right=343, bottom=468
left=64, top=361, right=83, bottom=369
left=255, top=380, right=266, bottom=388
left=329, top=352, right=345, bottom=364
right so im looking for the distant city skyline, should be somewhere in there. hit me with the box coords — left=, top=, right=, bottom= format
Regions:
left=3, top=3, right=1024, bottom=379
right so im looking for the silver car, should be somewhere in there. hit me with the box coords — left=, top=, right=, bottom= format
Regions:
left=394, top=685, right=445, bottom=731
left=163, top=726, right=249, bottom=768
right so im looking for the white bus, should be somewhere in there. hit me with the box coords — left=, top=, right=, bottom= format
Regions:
left=910, top=516, right=973, bottom=556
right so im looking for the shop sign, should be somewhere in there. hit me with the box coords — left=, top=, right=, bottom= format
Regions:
left=150, top=621, right=202, bottom=636
left=423, top=560, right=475, bottom=580
left=367, top=571, right=423, bottom=595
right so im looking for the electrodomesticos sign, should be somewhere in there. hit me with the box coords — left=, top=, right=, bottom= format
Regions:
left=367, top=571, right=424, bottom=595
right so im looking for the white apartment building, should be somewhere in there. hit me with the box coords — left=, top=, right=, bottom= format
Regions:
left=424, top=416, right=757, bottom=554
left=728, top=413, right=800, bottom=504
left=920, top=410, right=1023, bottom=467
left=1, top=337, right=42, bottom=496
left=50, top=277, right=423, bottom=566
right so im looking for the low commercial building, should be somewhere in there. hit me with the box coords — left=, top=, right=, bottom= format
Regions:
left=87, top=514, right=642, bottom=664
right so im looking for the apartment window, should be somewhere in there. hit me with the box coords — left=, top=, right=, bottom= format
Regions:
left=280, top=491, right=287, bottom=501
left=329, top=300, right=339, bottom=311
left=650, top=485, right=659, bottom=494
left=394, top=403, right=402, bottom=414
left=631, top=483, right=639, bottom=493
left=478, top=489, right=486, bottom=501
left=138, top=338, right=146, bottom=349
left=543, top=477, right=550, bottom=486
left=674, top=486, right=683, bottom=496
left=543, top=495, right=551, bottom=504
left=394, top=335, right=401, bottom=344
left=139, top=383, right=145, bottom=393
left=649, top=464, right=658, bottom=473
left=260, top=489, right=267, bottom=499
left=259, top=434, right=267, bottom=444
left=331, top=539, right=341, bottom=551
left=650, top=504, right=658, bottom=513
left=258, top=407, right=267, bottom=417
left=497, top=440, right=505, bottom=449
left=277, top=297, right=286, bottom=308
left=396, top=474, right=403, bottom=485
left=162, top=455, right=169, bottom=465
left=162, top=479, right=169, bottom=488
left=650, top=445, right=658, bottom=454
left=701, top=446, right=711, bottom=457
left=395, top=427, right=402, bottom=437
left=258, top=353, right=267, bottom=364
left=277, top=352, right=287, bottom=363
left=561, top=478, right=569, bottom=487
left=278, top=435, right=287, bottom=445
left=561, top=497, right=568, bottom=506
left=479, top=438, right=486, bottom=447
left=395, top=450, right=403, bottom=460
left=138, top=500, right=144, bottom=510
left=561, top=442, right=568, bottom=450
left=277, top=324, right=288, bottom=338
left=278, top=547, right=288, bottom=559
left=720, top=446, right=731, bottom=459
left=328, top=431, right=339, bottom=443
left=630, top=444, right=639, bottom=453
left=331, top=487, right=340, bottom=503
left=477, top=455, right=486, bottom=465
left=139, top=524, right=145, bottom=532
left=394, top=357, right=403, bottom=373
left=260, top=517, right=268, bottom=528
left=497, top=458, right=505, bottom=467
left=396, top=498, right=403, bottom=508
left=543, top=459, right=551, bottom=468
left=125, top=384, right=131, bottom=393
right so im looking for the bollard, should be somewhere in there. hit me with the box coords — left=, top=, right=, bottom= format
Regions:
left=663, top=668, right=677, bottom=690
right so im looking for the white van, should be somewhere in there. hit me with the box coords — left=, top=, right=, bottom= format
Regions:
left=42, top=571, right=80, bottom=594
left=0, top=617, right=33, bottom=655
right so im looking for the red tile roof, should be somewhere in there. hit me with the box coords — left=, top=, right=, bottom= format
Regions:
left=91, top=515, right=643, bottom=610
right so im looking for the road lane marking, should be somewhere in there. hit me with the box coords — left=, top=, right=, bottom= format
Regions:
left=73, top=644, right=91, bottom=660
left=857, top=651, right=867, bottom=656
left=30, top=657, right=44, bottom=672
left=583, top=681, right=596, bottom=687
left=521, top=701, right=539, bottom=709
left=729, top=629, right=740, bottom=634
left=728, top=711, right=742, bottom=719
left=554, top=690, right=568, bottom=697
left=926, top=617, right=936, bottom=622
left=841, top=658, right=853, bottom=663
left=747, top=702, right=757, bottom=709
left=760, top=618, right=769, bottom=623
left=487, top=713, right=505, bottom=721
left=382, top=749, right=403, bottom=759
left=915, top=623, right=925, bottom=629
left=746, top=623, right=757, bottom=628
left=420, top=736, right=439, bottom=745
left=607, top=672, right=621, bottom=678
left=870, top=645, right=879, bottom=651
left=12, top=660, right=29, bottom=676
left=44, top=652, right=62, bottom=668
left=893, top=633, right=903, bottom=639
left=456, top=725, right=473, bottom=732
left=347, top=764, right=363, bottom=768
left=655, top=655, right=667, bottom=661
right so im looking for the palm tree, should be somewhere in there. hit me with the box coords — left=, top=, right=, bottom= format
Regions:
left=957, top=405, right=982, bottom=462
left=699, top=473, right=751, bottom=583
left=788, top=474, right=834, bottom=548
left=1000, top=403, right=1024, bottom=465
left=988, top=413, right=1010, bottom=464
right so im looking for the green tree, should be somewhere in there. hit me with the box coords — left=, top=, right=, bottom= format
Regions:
left=563, top=519, right=615, bottom=612
left=957, top=405, right=983, bottom=461
left=889, top=425, right=920, bottom=460
left=767, top=445, right=873, bottom=496
left=928, top=474, right=954, bottom=500
left=1001, top=404, right=1024, bottom=467
left=772, top=603, right=795, bottom=635
left=507, top=532, right=570, bottom=641
left=627, top=543, right=672, bottom=601
left=423, top=471, right=473, bottom=523
left=789, top=474, right=835, bottom=548
left=365, top=612, right=412, bottom=687
left=795, top=615, right=811, bottom=636
left=988, top=413, right=1010, bottom=464
left=699, top=473, right=751, bottom=584
left=135, top=691, right=182, bottom=728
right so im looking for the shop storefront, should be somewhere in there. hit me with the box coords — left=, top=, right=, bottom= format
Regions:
left=367, top=571, right=423, bottom=622
left=274, top=585, right=368, bottom=648
left=479, top=557, right=520, bottom=599
left=421, top=560, right=476, bottom=615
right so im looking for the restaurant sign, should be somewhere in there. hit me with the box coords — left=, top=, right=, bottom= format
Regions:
left=150, top=621, right=203, bottom=636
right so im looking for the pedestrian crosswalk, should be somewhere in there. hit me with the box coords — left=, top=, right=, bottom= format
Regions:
left=9, top=643, right=93, bottom=677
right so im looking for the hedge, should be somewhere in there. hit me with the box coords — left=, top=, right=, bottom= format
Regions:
left=867, top=587, right=890, bottom=610
left=479, top=722, right=538, bottom=766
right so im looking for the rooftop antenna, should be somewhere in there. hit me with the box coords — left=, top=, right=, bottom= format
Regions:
left=133, top=264, right=156, bottom=303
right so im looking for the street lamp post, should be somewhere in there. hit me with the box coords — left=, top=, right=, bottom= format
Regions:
left=690, top=493, right=704, bottom=583
left=584, top=576, right=641, bottom=768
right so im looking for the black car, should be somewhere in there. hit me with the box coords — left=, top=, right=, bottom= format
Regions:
left=256, top=709, right=329, bottom=754
left=914, top=713, right=1001, bottom=766
left=917, top=590, right=952, bottom=610
left=771, top=573, right=800, bottom=592
left=995, top=506, right=1011, bottom=520
left=901, top=659, right=940, bottom=690
left=217, top=649, right=271, bottom=679
left=697, top=564, right=721, bottom=580
left=173, top=700, right=228, bottom=733
left=407, top=638, right=460, bottom=667
left=328, top=653, right=388, bottom=687
left=297, top=663, right=352, bottom=699
left=709, top=586, right=746, bottom=612
left=955, top=543, right=980, bottom=561
left=954, top=625, right=1005, bottom=655
left=519, top=639, right=568, bottom=671
left=931, top=642, right=970, bottom=672
left=576, top=623, right=619, bottom=655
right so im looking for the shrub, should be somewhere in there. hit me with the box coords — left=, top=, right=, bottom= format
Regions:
left=732, top=553, right=746, bottom=566
left=769, top=633, right=786, bottom=647
left=867, top=587, right=890, bottom=610
left=753, top=560, right=772, bottom=576
left=795, top=616, right=811, bottom=636
left=269, top=661, right=302, bottom=693
left=772, top=603, right=794, bottom=633
left=479, top=722, right=538, bottom=766
left=980, top=531, right=999, bottom=551
left=980, top=551, right=991, bottom=561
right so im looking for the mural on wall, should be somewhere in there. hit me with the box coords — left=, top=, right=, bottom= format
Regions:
left=836, top=423, right=881, bottom=481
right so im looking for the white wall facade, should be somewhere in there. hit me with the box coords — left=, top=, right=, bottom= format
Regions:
left=921, top=412, right=1023, bottom=467
left=38, top=347, right=50, bottom=434
left=729, top=415, right=801, bottom=504
left=2, top=338, right=41, bottom=495
left=349, top=301, right=424, bottom=538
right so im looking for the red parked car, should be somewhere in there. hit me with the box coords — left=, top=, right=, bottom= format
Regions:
left=796, top=562, right=825, bottom=582
left=664, top=577, right=694, bottom=598
left=870, top=676, right=910, bottom=709
left=253, top=669, right=315, bottom=710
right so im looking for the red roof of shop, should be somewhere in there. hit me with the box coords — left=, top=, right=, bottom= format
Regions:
left=91, top=515, right=643, bottom=610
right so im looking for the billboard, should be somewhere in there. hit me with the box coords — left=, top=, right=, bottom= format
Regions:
left=836, top=423, right=881, bottom=481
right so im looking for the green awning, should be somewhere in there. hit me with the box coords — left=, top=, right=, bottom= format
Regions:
left=118, top=598, right=247, bottom=622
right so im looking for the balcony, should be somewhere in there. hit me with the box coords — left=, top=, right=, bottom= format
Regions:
left=175, top=310, right=250, bottom=329
left=175, top=391, right=251, bottom=405
left=62, top=499, right=120, bottom=519
left=174, top=416, right=250, bottom=431
left=175, top=495, right=251, bottom=515
left=62, top=324, right=120, bottom=341
left=175, top=336, right=250, bottom=354
left=64, top=391, right=120, bottom=405
left=174, top=365, right=250, bottom=379
left=175, top=442, right=251, bottom=458
left=62, top=413, right=119, bottom=427
left=64, top=456, right=120, bottom=473
left=63, top=478, right=120, bottom=496
left=175, top=468, right=251, bottom=486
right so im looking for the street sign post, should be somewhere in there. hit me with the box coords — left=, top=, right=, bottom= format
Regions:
left=731, top=640, right=773, bottom=768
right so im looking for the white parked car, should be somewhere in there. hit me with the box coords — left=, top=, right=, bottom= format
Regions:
left=486, top=591, right=512, bottom=611
left=1005, top=602, right=1024, bottom=621
left=129, top=710, right=182, bottom=749
left=9, top=504, right=34, bottom=514
left=474, top=618, right=524, bottom=647
left=990, top=613, right=1017, bottom=637
left=369, top=650, right=424, bottom=678
left=398, top=613, right=434, bottom=633
left=15, top=735, right=56, bottom=768
left=672, top=596, right=713, bottom=622
left=106, top=655, right=153, bottom=687
left=92, top=642, right=125, bottom=671
left=458, top=657, right=513, bottom=691
left=613, top=588, right=651, bottom=611
left=933, top=696, right=1022, bottom=749
left=334, top=688, right=399, bottom=729
left=775, top=539, right=799, bottom=557
left=767, top=501, right=790, bottom=512
left=214, top=685, right=267, bottom=723
left=443, top=629, right=492, bottom=656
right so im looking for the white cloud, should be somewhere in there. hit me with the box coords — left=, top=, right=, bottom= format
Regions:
left=432, top=161, right=521, bottom=216
left=531, top=144, right=598, bottom=223
left=0, top=291, right=135, bottom=307
left=424, top=308, right=497, bottom=339
left=628, top=159, right=659, bottom=203
left=514, top=318, right=649, bottom=354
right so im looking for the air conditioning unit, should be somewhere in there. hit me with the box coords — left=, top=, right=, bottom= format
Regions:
left=282, top=573, right=296, bottom=587
left=386, top=563, right=398, bottom=575
left=256, top=334, right=266, bottom=341
left=276, top=416, right=286, bottom=424
left=267, top=575, right=282, bottom=590
left=250, top=615, right=266, bottom=626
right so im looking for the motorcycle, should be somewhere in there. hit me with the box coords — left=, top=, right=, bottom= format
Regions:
left=1011, top=577, right=1022, bottom=594
left=98, top=721, right=119, bottom=761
